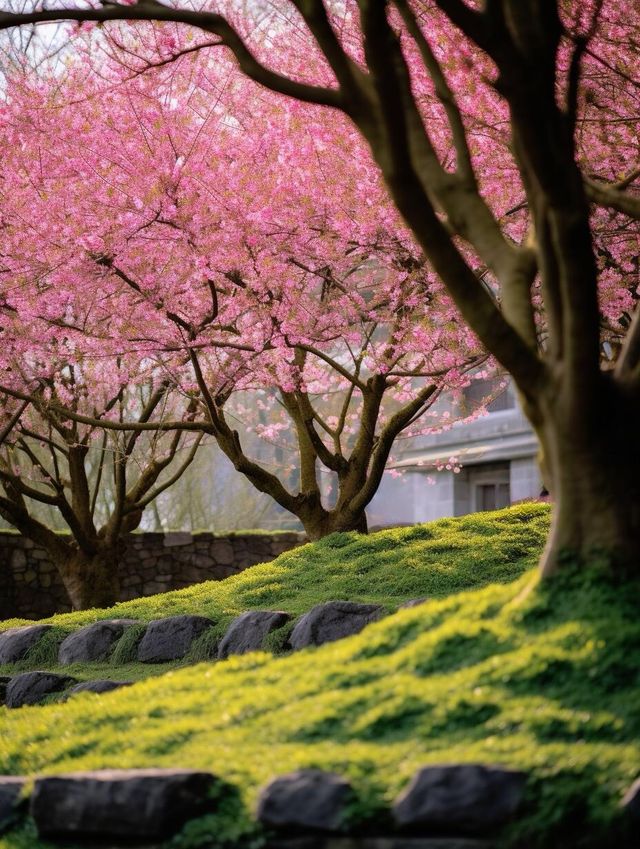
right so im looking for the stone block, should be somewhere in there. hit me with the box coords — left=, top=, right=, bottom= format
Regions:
left=0, top=625, right=53, bottom=664
left=58, top=620, right=139, bottom=664
left=393, top=764, right=527, bottom=833
left=211, top=540, right=235, bottom=565
left=121, top=576, right=143, bottom=588
left=137, top=615, right=214, bottom=663
left=163, top=532, right=192, bottom=548
left=192, top=555, right=215, bottom=569
left=5, top=672, right=76, bottom=708
left=257, top=770, right=355, bottom=832
left=290, top=602, right=384, bottom=650
left=30, top=769, right=219, bottom=840
left=9, top=550, right=26, bottom=569
left=218, top=611, right=291, bottom=659
left=143, top=581, right=169, bottom=595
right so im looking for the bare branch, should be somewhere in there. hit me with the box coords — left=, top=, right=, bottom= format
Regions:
left=585, top=177, right=640, bottom=220
left=0, top=384, right=207, bottom=433
left=135, top=434, right=203, bottom=509
left=393, top=0, right=475, bottom=183
left=0, top=1, right=343, bottom=108
left=0, top=399, right=30, bottom=447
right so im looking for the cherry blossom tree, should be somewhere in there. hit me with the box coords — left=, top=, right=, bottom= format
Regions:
left=0, top=0, right=638, bottom=577
left=0, top=364, right=202, bottom=610
left=0, top=56, right=485, bottom=541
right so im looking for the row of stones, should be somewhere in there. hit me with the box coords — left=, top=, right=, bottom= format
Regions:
left=0, top=763, right=565, bottom=845
left=0, top=600, right=401, bottom=708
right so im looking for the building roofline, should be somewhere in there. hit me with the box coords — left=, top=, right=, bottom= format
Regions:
left=391, top=432, right=539, bottom=470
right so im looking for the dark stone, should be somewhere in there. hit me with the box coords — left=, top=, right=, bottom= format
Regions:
left=0, top=625, right=52, bottom=664
left=137, top=615, right=214, bottom=662
left=67, top=680, right=133, bottom=696
left=5, top=671, right=77, bottom=708
left=621, top=777, right=640, bottom=822
left=289, top=602, right=384, bottom=650
left=0, top=676, right=10, bottom=705
left=30, top=769, right=219, bottom=840
left=218, top=610, right=291, bottom=659
left=257, top=769, right=355, bottom=832
left=58, top=619, right=139, bottom=664
left=398, top=598, right=429, bottom=609
left=0, top=777, right=26, bottom=833
left=393, top=764, right=527, bottom=833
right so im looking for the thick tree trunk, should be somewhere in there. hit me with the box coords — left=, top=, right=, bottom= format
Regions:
left=55, top=548, right=121, bottom=610
left=534, top=383, right=640, bottom=579
left=302, top=509, right=369, bottom=541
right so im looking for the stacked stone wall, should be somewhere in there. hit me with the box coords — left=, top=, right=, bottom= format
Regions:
left=0, top=530, right=305, bottom=620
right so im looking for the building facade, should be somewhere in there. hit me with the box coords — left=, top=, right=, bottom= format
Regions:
left=367, top=380, right=542, bottom=526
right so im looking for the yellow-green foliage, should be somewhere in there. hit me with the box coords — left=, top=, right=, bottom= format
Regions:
left=0, top=503, right=550, bottom=632
left=0, top=504, right=549, bottom=681
left=0, top=568, right=639, bottom=848
left=0, top=504, right=639, bottom=848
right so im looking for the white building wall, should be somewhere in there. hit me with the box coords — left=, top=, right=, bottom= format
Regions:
left=368, top=469, right=457, bottom=526
left=510, top=457, right=543, bottom=502
left=367, top=378, right=544, bottom=526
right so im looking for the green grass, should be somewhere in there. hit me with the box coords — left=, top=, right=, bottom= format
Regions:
left=3, top=503, right=637, bottom=848
left=0, top=503, right=549, bottom=681
left=1, top=503, right=550, bottom=633
left=1, top=562, right=639, bottom=848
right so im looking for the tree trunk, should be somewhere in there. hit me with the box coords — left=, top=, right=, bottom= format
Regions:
left=301, top=509, right=369, bottom=541
left=533, top=381, right=640, bottom=579
left=55, top=547, right=122, bottom=610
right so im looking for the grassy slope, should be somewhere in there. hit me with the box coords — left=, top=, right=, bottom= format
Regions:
left=0, top=504, right=550, bottom=682
left=0, top=504, right=549, bottom=681
left=2, top=504, right=550, bottom=630
left=1, top=504, right=639, bottom=848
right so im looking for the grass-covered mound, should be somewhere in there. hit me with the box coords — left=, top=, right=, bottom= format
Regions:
left=0, top=504, right=550, bottom=682
left=0, top=570, right=638, bottom=848
left=0, top=503, right=639, bottom=848
left=2, top=504, right=550, bottom=631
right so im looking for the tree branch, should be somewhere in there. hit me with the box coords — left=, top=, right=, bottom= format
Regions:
left=393, top=0, right=474, bottom=183
left=584, top=177, right=640, bottom=220
left=135, top=434, right=203, bottom=509
left=350, top=381, right=438, bottom=515
left=0, top=1, right=343, bottom=108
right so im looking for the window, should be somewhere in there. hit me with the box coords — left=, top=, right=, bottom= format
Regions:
left=477, top=482, right=510, bottom=511
left=467, top=462, right=511, bottom=512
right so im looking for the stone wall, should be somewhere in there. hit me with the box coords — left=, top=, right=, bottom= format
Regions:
left=0, top=530, right=305, bottom=620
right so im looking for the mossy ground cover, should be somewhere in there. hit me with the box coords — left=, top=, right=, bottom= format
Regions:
left=0, top=503, right=550, bottom=681
left=1, top=503, right=638, bottom=848
left=2, top=504, right=550, bottom=632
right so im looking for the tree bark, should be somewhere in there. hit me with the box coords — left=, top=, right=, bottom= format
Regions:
left=301, top=508, right=368, bottom=541
left=55, top=547, right=122, bottom=610
left=532, top=378, right=640, bottom=579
